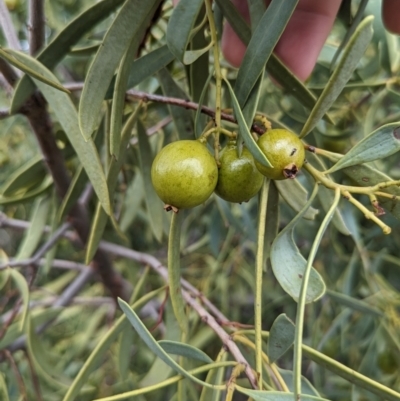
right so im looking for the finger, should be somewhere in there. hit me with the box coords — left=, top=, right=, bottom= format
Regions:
left=382, top=0, right=400, bottom=34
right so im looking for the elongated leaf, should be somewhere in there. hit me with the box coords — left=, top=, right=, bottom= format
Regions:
left=0, top=373, right=10, bottom=401
left=224, top=78, right=272, bottom=167
left=167, top=212, right=188, bottom=334
left=183, top=43, right=213, bottom=65
left=118, top=299, right=217, bottom=389
left=166, top=0, right=204, bottom=63
left=274, top=179, right=319, bottom=220
left=268, top=314, right=295, bottom=363
left=79, top=0, right=162, bottom=139
left=1, top=154, right=45, bottom=196
left=137, top=118, right=164, bottom=242
left=0, top=48, right=70, bottom=94
left=86, top=107, right=140, bottom=263
left=270, top=186, right=325, bottom=303
left=277, top=368, right=321, bottom=397
left=9, top=269, right=29, bottom=331
left=300, top=16, right=374, bottom=138
left=7, top=49, right=111, bottom=215
left=327, top=122, right=400, bottom=173
left=157, top=68, right=194, bottom=140
left=16, top=196, right=50, bottom=260
left=159, top=340, right=213, bottom=363
left=63, top=287, right=165, bottom=401
left=214, top=0, right=333, bottom=124
left=237, top=388, right=330, bottom=401
left=234, top=0, right=298, bottom=107
left=11, top=0, right=125, bottom=112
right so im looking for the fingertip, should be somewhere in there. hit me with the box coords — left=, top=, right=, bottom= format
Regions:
left=382, top=0, right=400, bottom=34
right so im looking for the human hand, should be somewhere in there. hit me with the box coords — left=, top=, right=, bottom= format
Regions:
left=173, top=0, right=400, bottom=81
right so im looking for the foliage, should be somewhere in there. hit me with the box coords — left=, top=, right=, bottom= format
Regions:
left=1, top=0, right=400, bottom=400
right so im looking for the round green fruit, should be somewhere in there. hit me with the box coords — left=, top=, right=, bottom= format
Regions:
left=151, top=140, right=218, bottom=209
left=255, top=129, right=305, bottom=180
left=215, top=143, right=264, bottom=203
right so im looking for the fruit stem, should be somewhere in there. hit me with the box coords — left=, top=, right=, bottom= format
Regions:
left=205, top=0, right=222, bottom=162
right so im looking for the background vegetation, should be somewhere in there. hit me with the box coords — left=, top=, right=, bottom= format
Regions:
left=0, top=0, right=400, bottom=400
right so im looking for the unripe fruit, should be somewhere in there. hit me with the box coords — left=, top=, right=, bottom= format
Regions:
left=255, top=129, right=305, bottom=180
left=151, top=140, right=218, bottom=209
left=215, top=143, right=263, bottom=203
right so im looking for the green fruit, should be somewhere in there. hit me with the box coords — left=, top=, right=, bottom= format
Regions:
left=151, top=140, right=218, bottom=209
left=255, top=129, right=305, bottom=180
left=215, top=143, right=264, bottom=203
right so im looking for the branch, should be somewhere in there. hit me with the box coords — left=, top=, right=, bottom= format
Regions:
left=28, top=0, right=45, bottom=55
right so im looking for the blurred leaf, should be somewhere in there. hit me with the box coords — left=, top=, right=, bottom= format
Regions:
left=0, top=48, right=70, bottom=94
left=86, top=107, right=139, bottom=263
left=137, top=118, right=164, bottom=242
left=234, top=0, right=298, bottom=107
left=9, top=269, right=29, bottom=332
left=271, top=186, right=326, bottom=303
left=0, top=175, right=53, bottom=205
left=327, top=122, right=400, bottom=173
left=157, top=68, right=194, bottom=140
left=167, top=212, right=188, bottom=334
left=236, top=388, right=330, bottom=401
left=110, top=36, right=141, bottom=158
left=15, top=196, right=49, bottom=260
left=277, top=368, right=321, bottom=396
left=118, top=299, right=216, bottom=388
left=199, top=351, right=227, bottom=401
left=7, top=49, right=111, bottom=215
left=159, top=340, right=213, bottom=363
left=224, top=78, right=272, bottom=167
left=11, top=0, right=125, bottom=112
left=274, top=179, right=319, bottom=220
left=267, top=314, right=295, bottom=363
left=183, top=43, right=213, bottom=65
left=300, top=16, right=374, bottom=138
left=0, top=374, right=9, bottom=401
left=63, top=287, right=165, bottom=401
left=342, top=164, right=400, bottom=219
left=79, top=0, right=162, bottom=140
left=194, top=71, right=213, bottom=138
left=1, top=154, right=45, bottom=196
left=166, top=0, right=204, bottom=63
left=248, top=0, right=266, bottom=30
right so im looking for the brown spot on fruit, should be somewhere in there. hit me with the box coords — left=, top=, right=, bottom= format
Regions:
left=283, top=163, right=299, bottom=179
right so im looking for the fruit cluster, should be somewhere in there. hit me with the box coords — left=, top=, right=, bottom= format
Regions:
left=151, top=129, right=305, bottom=210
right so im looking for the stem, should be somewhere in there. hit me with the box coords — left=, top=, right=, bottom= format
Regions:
left=293, top=187, right=341, bottom=399
left=29, top=0, right=45, bottom=55
left=255, top=179, right=269, bottom=388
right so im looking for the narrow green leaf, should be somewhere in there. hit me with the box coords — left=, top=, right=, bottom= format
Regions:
left=86, top=107, right=140, bottom=263
left=199, top=351, right=227, bottom=401
left=274, top=179, right=319, bottom=220
left=79, top=0, right=162, bottom=139
left=11, top=0, right=125, bottom=112
left=57, top=165, right=87, bottom=222
left=236, top=388, right=330, bottom=401
left=7, top=50, right=111, bottom=215
left=277, top=368, right=321, bottom=397
left=0, top=175, right=53, bottom=206
left=1, top=154, right=45, bottom=196
left=166, top=0, right=204, bottom=63
left=123, top=45, right=175, bottom=93
left=300, top=16, right=374, bottom=138
left=183, top=42, right=213, bottom=65
left=159, top=340, right=213, bottom=363
left=110, top=36, right=142, bottom=158
left=16, top=196, right=50, bottom=260
left=118, top=299, right=217, bottom=389
left=0, top=48, right=70, bottom=94
left=0, top=373, right=10, bottom=401
left=270, top=185, right=325, bottom=303
left=137, top=118, right=164, bottom=242
left=327, top=122, right=400, bottom=173
left=267, top=314, right=295, bottom=363
left=248, top=0, right=266, bottom=30
left=62, top=287, right=165, bottom=401
left=342, top=164, right=400, bottom=220
left=157, top=68, right=194, bottom=140
left=9, top=269, right=29, bottom=332
left=167, top=212, right=188, bottom=334
left=224, top=78, right=272, bottom=167
left=234, top=0, right=298, bottom=107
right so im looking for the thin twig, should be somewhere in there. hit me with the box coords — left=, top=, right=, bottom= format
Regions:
left=0, top=0, right=21, bottom=50
left=1, top=350, right=27, bottom=401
